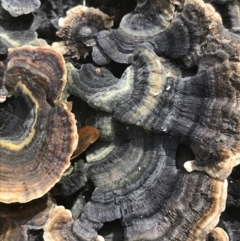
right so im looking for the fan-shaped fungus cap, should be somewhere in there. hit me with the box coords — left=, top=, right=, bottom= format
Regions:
left=52, top=5, right=114, bottom=59
left=50, top=121, right=227, bottom=240
left=1, top=0, right=41, bottom=17
left=67, top=43, right=240, bottom=180
left=0, top=45, right=78, bottom=203
left=96, top=0, right=175, bottom=64
left=142, top=0, right=224, bottom=65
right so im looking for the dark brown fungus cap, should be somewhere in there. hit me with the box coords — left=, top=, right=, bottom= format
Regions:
left=5, top=45, right=67, bottom=102
left=50, top=121, right=227, bottom=241
left=0, top=194, right=55, bottom=239
left=66, top=45, right=183, bottom=124
left=1, top=0, right=41, bottom=17
left=0, top=217, right=26, bottom=241
left=0, top=45, right=78, bottom=203
left=97, top=0, right=175, bottom=64
left=67, top=44, right=240, bottom=179
left=52, top=5, right=114, bottom=59
left=0, top=194, right=56, bottom=228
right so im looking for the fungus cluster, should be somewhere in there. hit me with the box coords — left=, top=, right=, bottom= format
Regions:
left=0, top=0, right=240, bottom=240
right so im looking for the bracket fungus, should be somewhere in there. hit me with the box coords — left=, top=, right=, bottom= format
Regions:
left=52, top=5, right=114, bottom=59
left=43, top=120, right=227, bottom=241
left=96, top=0, right=175, bottom=64
left=0, top=0, right=239, bottom=240
left=67, top=43, right=240, bottom=180
left=0, top=45, right=78, bottom=203
left=0, top=0, right=41, bottom=17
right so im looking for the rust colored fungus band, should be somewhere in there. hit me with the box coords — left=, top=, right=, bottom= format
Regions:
left=0, top=46, right=78, bottom=203
left=71, top=126, right=100, bottom=160
left=43, top=120, right=227, bottom=241
left=52, top=5, right=114, bottom=59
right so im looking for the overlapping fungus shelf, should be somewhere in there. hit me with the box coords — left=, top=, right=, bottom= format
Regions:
left=52, top=5, right=114, bottom=61
left=0, top=0, right=240, bottom=240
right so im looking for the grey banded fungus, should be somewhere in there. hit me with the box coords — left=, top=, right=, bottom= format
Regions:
left=96, top=0, right=175, bottom=64
left=44, top=120, right=227, bottom=241
left=0, top=0, right=41, bottom=17
left=67, top=44, right=240, bottom=180
left=0, top=45, right=78, bottom=203
left=0, top=0, right=238, bottom=240
left=144, top=0, right=240, bottom=70
left=52, top=5, right=114, bottom=59
left=0, top=26, right=48, bottom=50
left=52, top=159, right=87, bottom=197
left=142, top=0, right=224, bottom=65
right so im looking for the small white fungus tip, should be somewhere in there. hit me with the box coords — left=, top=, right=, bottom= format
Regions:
left=96, top=235, right=105, bottom=241
left=184, top=160, right=194, bottom=172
